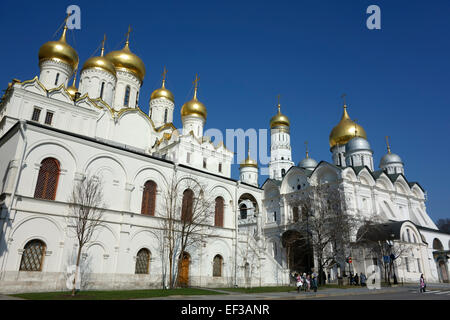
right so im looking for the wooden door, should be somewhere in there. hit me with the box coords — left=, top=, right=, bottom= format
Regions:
left=178, top=253, right=190, bottom=287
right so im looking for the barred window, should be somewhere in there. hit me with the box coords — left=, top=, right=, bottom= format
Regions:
left=141, top=180, right=157, bottom=216
left=135, top=248, right=150, bottom=274
left=34, top=158, right=60, bottom=200
left=31, top=108, right=41, bottom=122
left=214, top=197, right=224, bottom=227
left=44, top=111, right=54, bottom=125
left=213, top=255, right=223, bottom=277
left=19, top=239, right=46, bottom=271
left=181, top=189, right=194, bottom=222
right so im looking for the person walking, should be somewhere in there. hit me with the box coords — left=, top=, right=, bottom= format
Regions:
left=312, top=271, right=318, bottom=292
left=354, top=273, right=359, bottom=286
left=296, top=273, right=303, bottom=293
left=360, top=273, right=366, bottom=287
left=306, top=274, right=311, bottom=292
left=419, top=274, right=426, bottom=293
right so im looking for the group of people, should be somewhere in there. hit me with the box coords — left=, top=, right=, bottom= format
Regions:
left=349, top=272, right=367, bottom=286
left=294, top=272, right=318, bottom=293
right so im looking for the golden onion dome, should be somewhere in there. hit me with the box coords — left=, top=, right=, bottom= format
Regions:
left=66, top=74, right=78, bottom=99
left=270, top=104, right=290, bottom=128
left=181, top=75, right=207, bottom=120
left=240, top=149, right=258, bottom=168
left=150, top=75, right=174, bottom=103
left=105, top=40, right=145, bottom=82
left=329, top=105, right=367, bottom=148
left=38, top=26, right=79, bottom=71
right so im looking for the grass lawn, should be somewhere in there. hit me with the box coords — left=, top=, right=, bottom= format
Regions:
left=216, top=286, right=295, bottom=294
left=10, top=288, right=225, bottom=300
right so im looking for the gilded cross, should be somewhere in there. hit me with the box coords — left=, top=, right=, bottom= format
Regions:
left=126, top=25, right=132, bottom=43
left=341, top=93, right=347, bottom=105
left=100, top=34, right=106, bottom=56
left=385, top=136, right=391, bottom=153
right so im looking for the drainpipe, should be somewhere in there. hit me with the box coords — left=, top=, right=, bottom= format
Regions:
left=0, top=120, right=27, bottom=279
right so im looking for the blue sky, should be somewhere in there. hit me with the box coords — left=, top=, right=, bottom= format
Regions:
left=0, top=0, right=449, bottom=222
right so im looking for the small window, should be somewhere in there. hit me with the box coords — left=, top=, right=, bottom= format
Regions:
left=164, top=109, right=168, bottom=123
left=100, top=82, right=105, bottom=99
left=281, top=169, right=286, bottom=177
left=293, top=207, right=299, bottom=222
left=186, top=152, right=191, bottom=163
left=203, top=158, right=207, bottom=169
left=44, top=111, right=54, bottom=125
left=417, top=258, right=421, bottom=273
left=218, top=163, right=222, bottom=173
left=240, top=204, right=247, bottom=219
left=405, top=257, right=410, bottom=272
left=54, top=73, right=60, bottom=86
left=136, top=91, right=139, bottom=107
left=124, top=85, right=130, bottom=107
left=273, top=211, right=277, bottom=222
left=31, top=108, right=41, bottom=122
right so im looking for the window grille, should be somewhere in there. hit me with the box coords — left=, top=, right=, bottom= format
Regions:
left=19, top=240, right=46, bottom=271
left=135, top=248, right=150, bottom=274
left=34, top=158, right=60, bottom=200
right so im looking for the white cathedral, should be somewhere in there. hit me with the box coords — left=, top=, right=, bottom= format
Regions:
left=0, top=20, right=449, bottom=294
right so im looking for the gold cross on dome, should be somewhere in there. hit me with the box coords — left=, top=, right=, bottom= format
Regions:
left=341, top=93, right=347, bottom=105
left=193, top=73, right=200, bottom=88
left=162, top=67, right=168, bottom=81
left=101, top=34, right=106, bottom=56
left=126, top=25, right=132, bottom=43
left=385, top=136, right=391, bottom=153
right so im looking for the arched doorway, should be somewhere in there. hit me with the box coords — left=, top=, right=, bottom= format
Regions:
left=178, top=252, right=190, bottom=287
left=281, top=230, right=313, bottom=274
left=439, top=261, right=449, bottom=283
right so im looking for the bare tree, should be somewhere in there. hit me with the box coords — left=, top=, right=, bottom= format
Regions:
left=66, top=175, right=105, bottom=296
left=286, top=183, right=357, bottom=285
left=153, top=172, right=213, bottom=289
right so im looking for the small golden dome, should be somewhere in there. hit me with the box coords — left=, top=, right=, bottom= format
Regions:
left=105, top=41, right=145, bottom=82
left=38, top=26, right=79, bottom=71
left=66, top=73, right=78, bottom=99
left=329, top=105, right=367, bottom=148
left=270, top=104, right=290, bottom=128
left=181, top=74, right=207, bottom=120
left=240, top=149, right=258, bottom=168
left=150, top=71, right=174, bottom=102
left=82, top=56, right=116, bottom=78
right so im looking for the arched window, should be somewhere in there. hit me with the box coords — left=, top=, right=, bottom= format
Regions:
left=124, top=85, right=130, bottom=107
left=34, top=158, right=60, bottom=200
left=20, top=239, right=46, bottom=271
left=293, top=207, right=299, bottom=222
left=433, top=238, right=444, bottom=250
left=181, top=189, right=194, bottom=222
left=406, top=229, right=411, bottom=243
left=281, top=169, right=286, bottom=177
left=164, top=109, right=168, bottom=123
left=100, top=82, right=105, bottom=99
left=54, top=73, right=60, bottom=86
left=240, top=204, right=247, bottom=219
left=135, top=248, right=151, bottom=274
left=301, top=206, right=308, bottom=221
left=214, top=197, right=224, bottom=227
left=141, top=180, right=157, bottom=216
left=213, top=255, right=223, bottom=277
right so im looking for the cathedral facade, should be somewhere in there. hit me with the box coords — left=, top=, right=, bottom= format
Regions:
left=0, top=21, right=448, bottom=293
